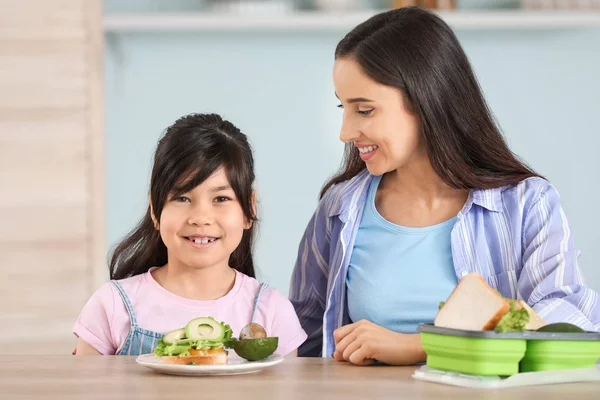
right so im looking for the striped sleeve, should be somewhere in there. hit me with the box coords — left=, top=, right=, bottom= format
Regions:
left=289, top=191, right=332, bottom=357
left=519, top=183, right=600, bottom=332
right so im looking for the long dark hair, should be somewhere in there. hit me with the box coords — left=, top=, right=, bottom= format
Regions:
left=322, top=7, right=540, bottom=198
left=110, top=113, right=257, bottom=280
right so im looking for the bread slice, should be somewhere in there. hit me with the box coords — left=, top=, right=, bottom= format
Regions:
left=518, top=300, right=546, bottom=330
left=160, top=352, right=227, bottom=365
left=435, top=273, right=510, bottom=331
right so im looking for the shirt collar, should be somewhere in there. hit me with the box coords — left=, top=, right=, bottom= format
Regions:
left=326, top=169, right=372, bottom=221
left=470, top=187, right=504, bottom=213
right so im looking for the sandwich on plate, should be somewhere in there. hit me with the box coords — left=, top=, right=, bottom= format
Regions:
left=153, top=317, right=233, bottom=365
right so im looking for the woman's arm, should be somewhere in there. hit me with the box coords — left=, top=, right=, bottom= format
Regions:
left=289, top=195, right=332, bottom=357
left=519, top=183, right=600, bottom=331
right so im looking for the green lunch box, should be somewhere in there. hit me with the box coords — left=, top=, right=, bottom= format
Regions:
left=418, top=324, right=600, bottom=376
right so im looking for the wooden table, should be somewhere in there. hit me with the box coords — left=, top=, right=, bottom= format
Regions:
left=1, top=356, right=599, bottom=399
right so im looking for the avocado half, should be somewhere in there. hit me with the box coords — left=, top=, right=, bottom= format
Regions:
left=233, top=337, right=278, bottom=361
left=536, top=322, right=586, bottom=333
left=162, top=328, right=187, bottom=344
left=185, top=317, right=225, bottom=341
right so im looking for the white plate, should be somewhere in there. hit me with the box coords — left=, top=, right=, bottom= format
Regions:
left=135, top=354, right=284, bottom=376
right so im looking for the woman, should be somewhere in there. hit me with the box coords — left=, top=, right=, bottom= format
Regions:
left=289, top=7, right=600, bottom=366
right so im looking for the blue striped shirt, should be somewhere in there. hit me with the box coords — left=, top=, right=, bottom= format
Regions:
left=289, top=169, right=600, bottom=357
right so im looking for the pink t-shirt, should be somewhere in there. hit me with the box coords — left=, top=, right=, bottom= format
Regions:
left=73, top=268, right=307, bottom=356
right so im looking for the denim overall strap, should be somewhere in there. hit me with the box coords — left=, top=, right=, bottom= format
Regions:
left=111, top=280, right=138, bottom=328
left=111, top=281, right=163, bottom=356
left=251, top=283, right=269, bottom=323
left=111, top=280, right=139, bottom=355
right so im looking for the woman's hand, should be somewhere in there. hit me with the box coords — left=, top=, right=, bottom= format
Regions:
left=332, top=319, right=426, bottom=366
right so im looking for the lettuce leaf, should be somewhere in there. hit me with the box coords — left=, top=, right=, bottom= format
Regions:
left=154, top=338, right=192, bottom=356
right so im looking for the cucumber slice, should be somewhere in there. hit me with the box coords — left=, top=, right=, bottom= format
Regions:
left=163, top=328, right=186, bottom=344
left=185, top=317, right=225, bottom=341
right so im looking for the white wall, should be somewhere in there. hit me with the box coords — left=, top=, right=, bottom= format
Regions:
left=105, top=27, right=600, bottom=294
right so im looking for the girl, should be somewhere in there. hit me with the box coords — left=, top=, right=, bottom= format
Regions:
left=289, top=7, right=600, bottom=366
left=74, top=113, right=307, bottom=356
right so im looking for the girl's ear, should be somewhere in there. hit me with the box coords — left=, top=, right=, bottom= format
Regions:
left=244, top=191, right=257, bottom=230
left=149, top=197, right=159, bottom=230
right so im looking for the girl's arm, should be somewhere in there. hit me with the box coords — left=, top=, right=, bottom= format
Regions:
left=289, top=193, right=333, bottom=357
left=73, top=282, right=119, bottom=355
left=75, top=338, right=102, bottom=355
left=519, top=182, right=600, bottom=331
left=286, top=350, right=298, bottom=358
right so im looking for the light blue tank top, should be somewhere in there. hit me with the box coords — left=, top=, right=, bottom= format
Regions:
left=346, top=175, right=459, bottom=334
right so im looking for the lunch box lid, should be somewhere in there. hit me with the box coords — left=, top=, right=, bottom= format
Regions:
left=418, top=324, right=600, bottom=341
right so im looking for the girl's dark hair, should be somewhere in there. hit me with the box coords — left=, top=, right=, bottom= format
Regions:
left=322, top=7, right=540, bottom=198
left=110, top=113, right=257, bottom=280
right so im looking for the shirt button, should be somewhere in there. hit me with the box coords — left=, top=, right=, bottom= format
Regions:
left=461, top=271, right=468, bottom=277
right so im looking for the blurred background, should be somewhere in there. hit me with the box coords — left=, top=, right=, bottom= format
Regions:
left=2, top=0, right=599, bottom=353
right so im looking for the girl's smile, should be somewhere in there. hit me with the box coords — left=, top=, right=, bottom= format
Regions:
left=184, top=235, right=219, bottom=248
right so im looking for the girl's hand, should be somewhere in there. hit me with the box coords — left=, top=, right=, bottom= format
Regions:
left=332, top=319, right=426, bottom=366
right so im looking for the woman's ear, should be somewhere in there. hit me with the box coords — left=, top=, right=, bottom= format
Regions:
left=149, top=197, right=159, bottom=230
left=245, top=191, right=257, bottom=230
